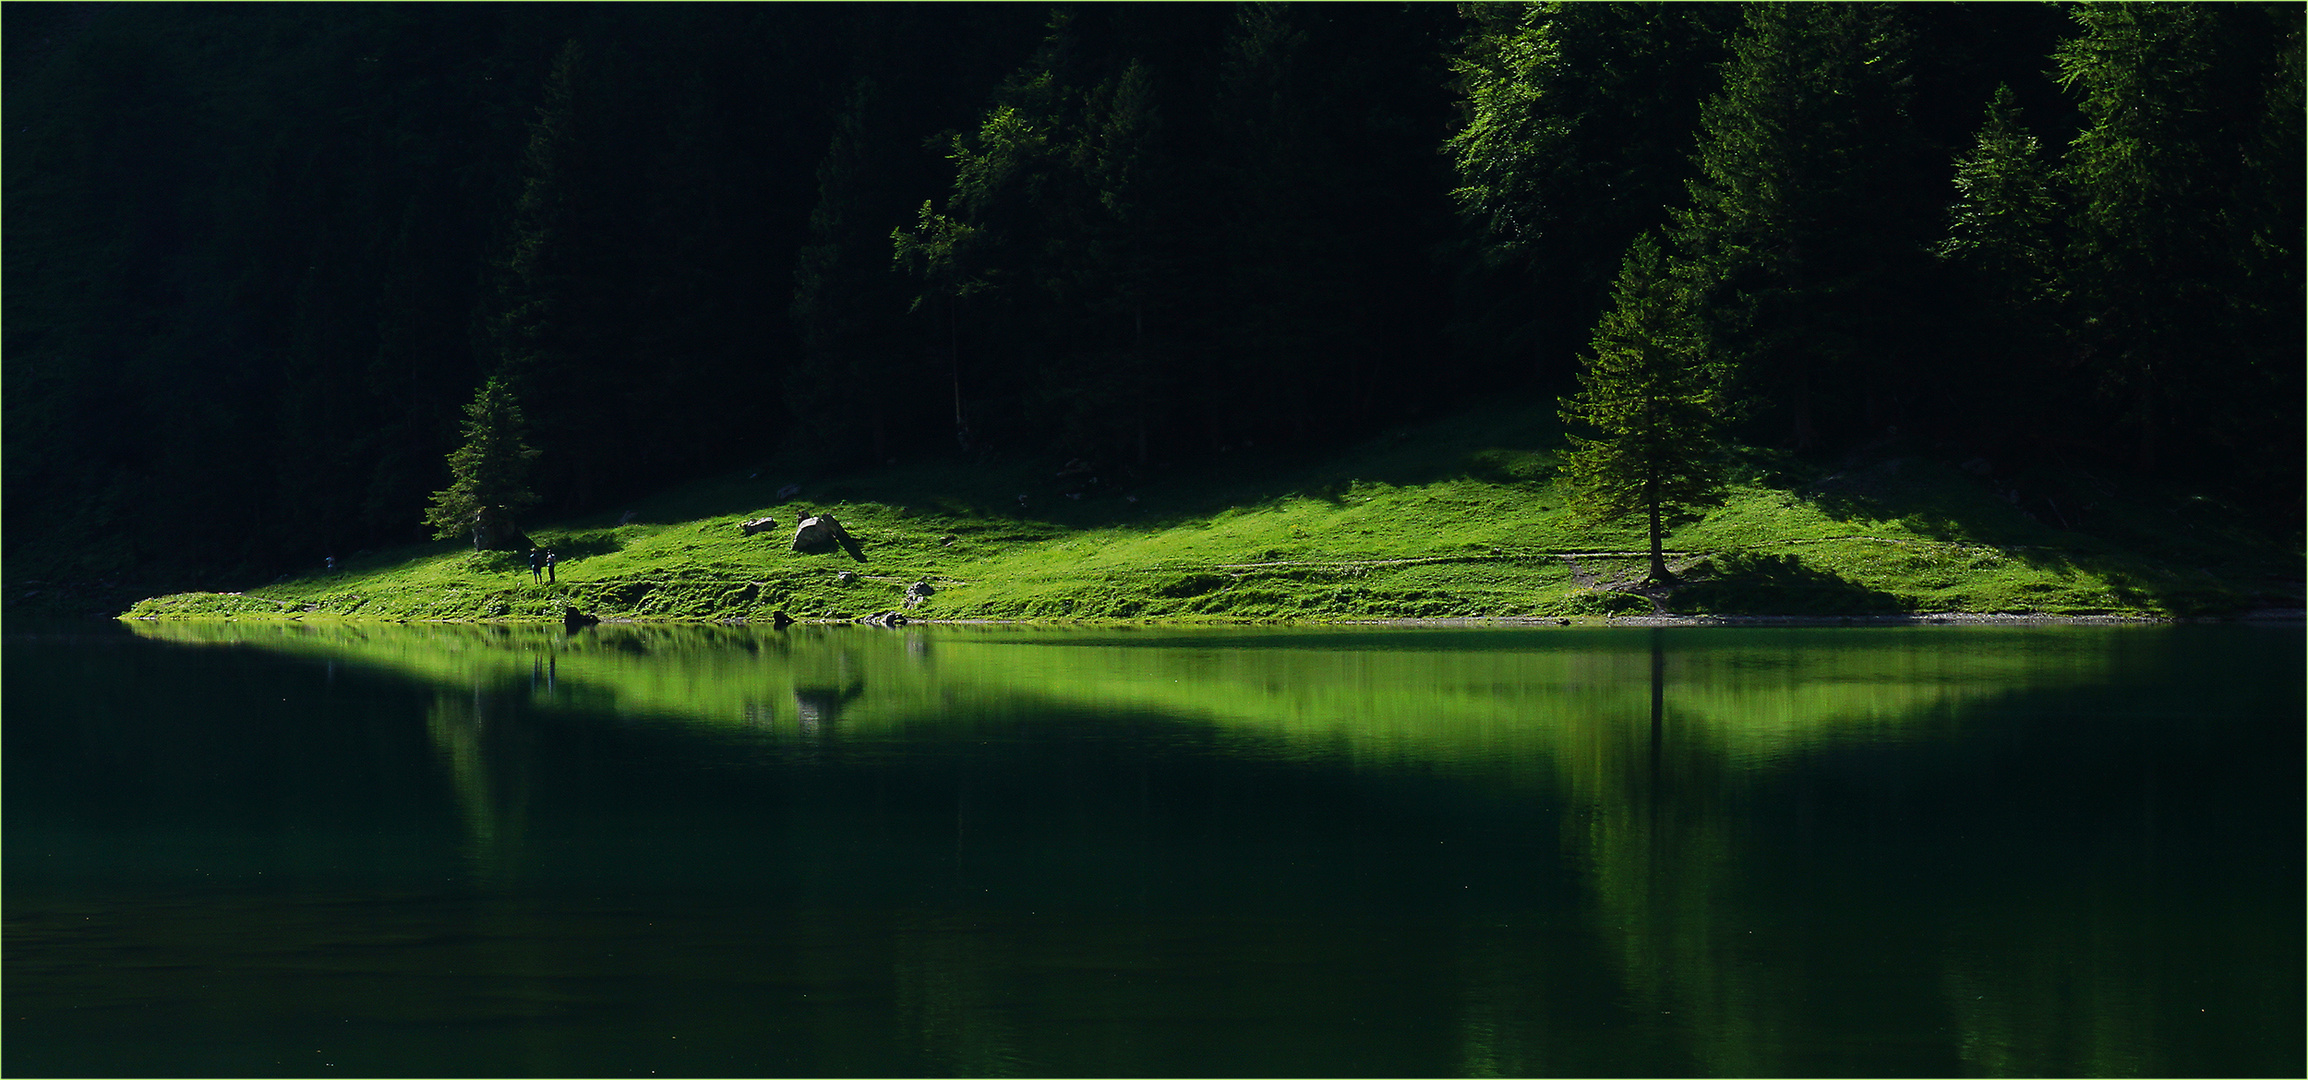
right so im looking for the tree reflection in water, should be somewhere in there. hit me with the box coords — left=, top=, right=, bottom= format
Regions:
left=93, top=619, right=2299, bottom=1075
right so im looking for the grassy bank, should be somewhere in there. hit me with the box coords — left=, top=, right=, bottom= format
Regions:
left=122, top=406, right=2301, bottom=624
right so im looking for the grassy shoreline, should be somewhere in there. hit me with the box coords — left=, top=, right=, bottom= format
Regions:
left=118, top=406, right=2301, bottom=626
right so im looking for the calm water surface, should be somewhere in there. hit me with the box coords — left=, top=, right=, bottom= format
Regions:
left=6, top=619, right=2300, bottom=1076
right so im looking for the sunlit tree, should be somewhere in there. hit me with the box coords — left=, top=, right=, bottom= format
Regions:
left=1558, top=233, right=1729, bottom=584
left=422, top=376, right=541, bottom=548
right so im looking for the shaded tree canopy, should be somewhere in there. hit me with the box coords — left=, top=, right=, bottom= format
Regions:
left=4, top=2, right=2297, bottom=598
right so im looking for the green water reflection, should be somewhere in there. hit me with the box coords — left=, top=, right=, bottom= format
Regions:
left=8, top=620, right=2297, bottom=1076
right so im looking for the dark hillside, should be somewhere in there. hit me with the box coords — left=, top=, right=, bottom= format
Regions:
left=8, top=3, right=2298, bottom=613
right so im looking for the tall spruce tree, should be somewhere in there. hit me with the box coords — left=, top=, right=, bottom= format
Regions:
left=1940, top=85, right=2062, bottom=307
left=1559, top=233, right=1728, bottom=584
left=2054, top=2, right=2301, bottom=481
left=1932, top=83, right=2074, bottom=456
left=1048, top=56, right=1177, bottom=463
left=423, top=376, right=541, bottom=548
left=1675, top=2, right=1935, bottom=451
left=793, top=78, right=920, bottom=465
left=1206, top=0, right=1368, bottom=449
left=890, top=13, right=1077, bottom=454
left=490, top=38, right=592, bottom=499
left=890, top=8, right=1187, bottom=460
left=1444, top=2, right=1734, bottom=388
left=889, top=160, right=1000, bottom=451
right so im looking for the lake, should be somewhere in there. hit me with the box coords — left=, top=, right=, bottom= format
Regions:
left=6, top=618, right=2300, bottom=1077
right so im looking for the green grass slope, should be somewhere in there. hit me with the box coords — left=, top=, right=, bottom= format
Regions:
left=123, top=405, right=2302, bottom=624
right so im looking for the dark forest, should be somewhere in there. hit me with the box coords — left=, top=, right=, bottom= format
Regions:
left=6, top=2, right=2299, bottom=595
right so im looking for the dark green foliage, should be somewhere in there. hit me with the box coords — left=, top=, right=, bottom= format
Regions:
left=5, top=1, right=2300, bottom=606
left=1444, top=2, right=1736, bottom=387
left=2054, top=2, right=2302, bottom=492
left=889, top=5, right=1212, bottom=460
left=1156, top=572, right=1231, bottom=599
left=792, top=79, right=927, bottom=466
left=422, top=377, right=541, bottom=543
left=1932, top=84, right=2073, bottom=454
left=1940, top=85, right=2063, bottom=305
left=1920, top=3, right=2302, bottom=524
left=484, top=14, right=814, bottom=509
left=4, top=5, right=851, bottom=587
left=1675, top=2, right=1942, bottom=451
left=1558, top=234, right=1728, bottom=582
left=889, top=3, right=1456, bottom=464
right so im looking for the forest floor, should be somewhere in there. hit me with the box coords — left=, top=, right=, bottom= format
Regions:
left=121, top=404, right=2302, bottom=626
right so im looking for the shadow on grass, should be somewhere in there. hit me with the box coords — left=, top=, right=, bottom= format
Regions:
left=566, top=402, right=1574, bottom=540
left=533, top=528, right=625, bottom=562
left=1779, top=453, right=2035, bottom=544
left=1767, top=449, right=2292, bottom=615
left=1673, top=552, right=1908, bottom=616
left=1063, top=403, right=1571, bottom=529
left=482, top=405, right=2287, bottom=617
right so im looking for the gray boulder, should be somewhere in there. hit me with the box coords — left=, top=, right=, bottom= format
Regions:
left=792, top=513, right=866, bottom=562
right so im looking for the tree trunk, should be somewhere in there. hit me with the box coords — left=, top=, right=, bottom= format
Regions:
left=2134, top=361, right=2157, bottom=473
left=1648, top=493, right=1669, bottom=583
left=1134, top=298, right=1150, bottom=465
left=949, top=292, right=968, bottom=451
left=1790, top=370, right=1816, bottom=451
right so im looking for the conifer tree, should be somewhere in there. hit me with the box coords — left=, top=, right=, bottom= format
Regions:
left=793, top=78, right=917, bottom=464
left=422, top=377, right=541, bottom=548
left=1055, top=57, right=1175, bottom=462
left=1934, top=83, right=2068, bottom=450
left=487, top=34, right=648, bottom=509
left=1210, top=0, right=1342, bottom=447
left=1444, top=2, right=1733, bottom=382
left=1675, top=2, right=1934, bottom=451
left=1940, top=84, right=2061, bottom=306
left=890, top=70, right=1049, bottom=451
left=890, top=9, right=1184, bottom=459
left=1558, top=233, right=1728, bottom=584
left=2054, top=1, right=2300, bottom=477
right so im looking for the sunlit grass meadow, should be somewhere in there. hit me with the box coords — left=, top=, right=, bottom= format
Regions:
left=124, top=406, right=2298, bottom=624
